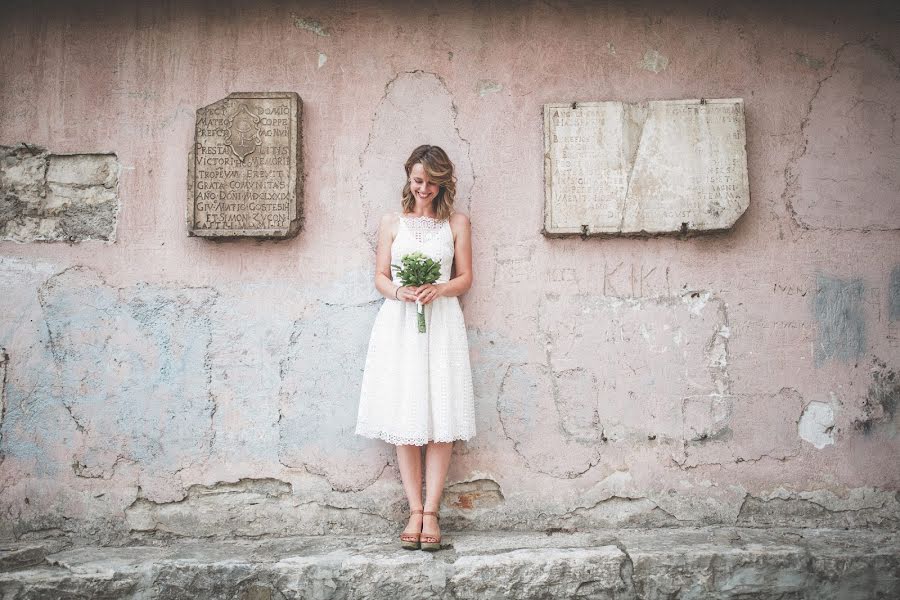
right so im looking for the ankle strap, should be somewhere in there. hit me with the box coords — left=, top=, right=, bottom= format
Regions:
left=410, top=509, right=424, bottom=515
left=423, top=511, right=440, bottom=520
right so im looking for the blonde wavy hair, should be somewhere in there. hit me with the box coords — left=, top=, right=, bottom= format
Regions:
left=401, top=145, right=457, bottom=220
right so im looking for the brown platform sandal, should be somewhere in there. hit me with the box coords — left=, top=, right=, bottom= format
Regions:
left=400, top=509, right=423, bottom=550
left=420, top=511, right=442, bottom=551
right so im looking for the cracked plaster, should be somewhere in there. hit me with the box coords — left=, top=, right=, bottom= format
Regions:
left=786, top=39, right=900, bottom=231
left=495, top=290, right=731, bottom=479
left=359, top=71, right=474, bottom=248
left=36, top=266, right=218, bottom=489
left=1, top=4, right=899, bottom=545
left=277, top=300, right=392, bottom=492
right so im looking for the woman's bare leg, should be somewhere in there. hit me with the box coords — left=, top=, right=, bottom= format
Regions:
left=423, top=441, right=453, bottom=540
left=396, top=444, right=424, bottom=536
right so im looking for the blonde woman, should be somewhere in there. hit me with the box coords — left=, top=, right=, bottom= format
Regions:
left=355, top=145, right=476, bottom=551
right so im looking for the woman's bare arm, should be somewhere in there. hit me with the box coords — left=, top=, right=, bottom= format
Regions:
left=375, top=213, right=420, bottom=301
left=434, top=212, right=473, bottom=298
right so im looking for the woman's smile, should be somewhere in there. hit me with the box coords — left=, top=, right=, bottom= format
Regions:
left=410, top=162, right=440, bottom=202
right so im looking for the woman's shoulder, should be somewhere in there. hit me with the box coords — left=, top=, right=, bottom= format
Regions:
left=448, top=211, right=470, bottom=228
left=448, top=211, right=470, bottom=243
left=448, top=211, right=469, bottom=222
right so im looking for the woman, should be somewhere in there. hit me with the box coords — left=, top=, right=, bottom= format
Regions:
left=355, top=145, right=476, bottom=551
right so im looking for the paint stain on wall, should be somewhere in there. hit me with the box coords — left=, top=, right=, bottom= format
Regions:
left=445, top=478, right=504, bottom=510
left=291, top=14, right=330, bottom=36
left=813, top=273, right=866, bottom=367
left=638, top=49, right=669, bottom=73
left=794, top=51, right=825, bottom=70
left=853, top=357, right=899, bottom=435
left=889, top=265, right=900, bottom=321
left=476, top=79, right=502, bottom=97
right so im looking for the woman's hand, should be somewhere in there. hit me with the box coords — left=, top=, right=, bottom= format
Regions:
left=396, top=285, right=420, bottom=302
left=415, top=283, right=445, bottom=305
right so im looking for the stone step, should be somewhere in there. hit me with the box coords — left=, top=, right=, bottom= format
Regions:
left=1, top=527, right=897, bottom=599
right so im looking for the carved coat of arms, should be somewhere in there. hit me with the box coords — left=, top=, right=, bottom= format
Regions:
left=224, top=104, right=262, bottom=161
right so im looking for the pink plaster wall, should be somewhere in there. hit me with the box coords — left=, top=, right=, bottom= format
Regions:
left=1, top=1, right=898, bottom=541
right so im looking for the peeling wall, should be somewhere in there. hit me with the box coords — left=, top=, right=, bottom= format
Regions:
left=0, top=0, right=898, bottom=544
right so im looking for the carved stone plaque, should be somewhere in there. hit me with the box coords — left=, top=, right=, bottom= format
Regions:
left=187, top=92, right=302, bottom=238
left=543, top=99, right=749, bottom=236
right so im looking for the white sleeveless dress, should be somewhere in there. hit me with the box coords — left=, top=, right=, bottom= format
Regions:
left=355, top=213, right=476, bottom=446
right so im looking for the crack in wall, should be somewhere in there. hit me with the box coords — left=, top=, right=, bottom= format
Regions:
left=782, top=36, right=899, bottom=233
left=34, top=265, right=220, bottom=481
left=736, top=489, right=900, bottom=529
left=617, top=103, right=651, bottom=232
left=609, top=538, right=636, bottom=595
left=781, top=39, right=855, bottom=233
left=275, top=302, right=392, bottom=493
left=359, top=70, right=475, bottom=250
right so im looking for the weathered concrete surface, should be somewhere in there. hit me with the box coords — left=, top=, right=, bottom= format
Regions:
left=543, top=99, right=749, bottom=236
left=0, top=144, right=119, bottom=242
left=1, top=528, right=897, bottom=599
left=1, top=0, right=899, bottom=548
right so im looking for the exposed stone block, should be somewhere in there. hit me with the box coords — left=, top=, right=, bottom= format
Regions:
left=0, top=143, right=119, bottom=242
left=124, top=477, right=392, bottom=537
left=2, top=529, right=897, bottom=598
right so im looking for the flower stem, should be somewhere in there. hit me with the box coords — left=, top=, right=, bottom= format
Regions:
left=416, top=300, right=426, bottom=333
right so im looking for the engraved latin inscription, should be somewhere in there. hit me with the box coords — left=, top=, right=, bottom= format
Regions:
left=543, top=99, right=749, bottom=236
left=187, top=92, right=303, bottom=238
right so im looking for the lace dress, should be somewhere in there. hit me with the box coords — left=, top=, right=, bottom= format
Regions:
left=355, top=213, right=476, bottom=446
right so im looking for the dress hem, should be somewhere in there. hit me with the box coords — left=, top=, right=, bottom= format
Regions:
left=354, top=428, right=475, bottom=447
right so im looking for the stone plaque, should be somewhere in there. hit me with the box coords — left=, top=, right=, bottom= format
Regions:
left=543, top=99, right=749, bottom=236
left=187, top=92, right=302, bottom=238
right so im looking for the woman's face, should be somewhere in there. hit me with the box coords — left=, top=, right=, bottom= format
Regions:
left=409, top=162, right=440, bottom=204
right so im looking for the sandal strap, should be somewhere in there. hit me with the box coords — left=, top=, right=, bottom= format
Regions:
left=410, top=509, right=424, bottom=515
left=422, top=511, right=440, bottom=542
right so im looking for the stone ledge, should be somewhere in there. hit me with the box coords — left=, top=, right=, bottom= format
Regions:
left=1, top=527, right=897, bottom=599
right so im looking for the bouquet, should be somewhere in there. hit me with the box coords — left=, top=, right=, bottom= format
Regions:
left=391, top=251, right=441, bottom=333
